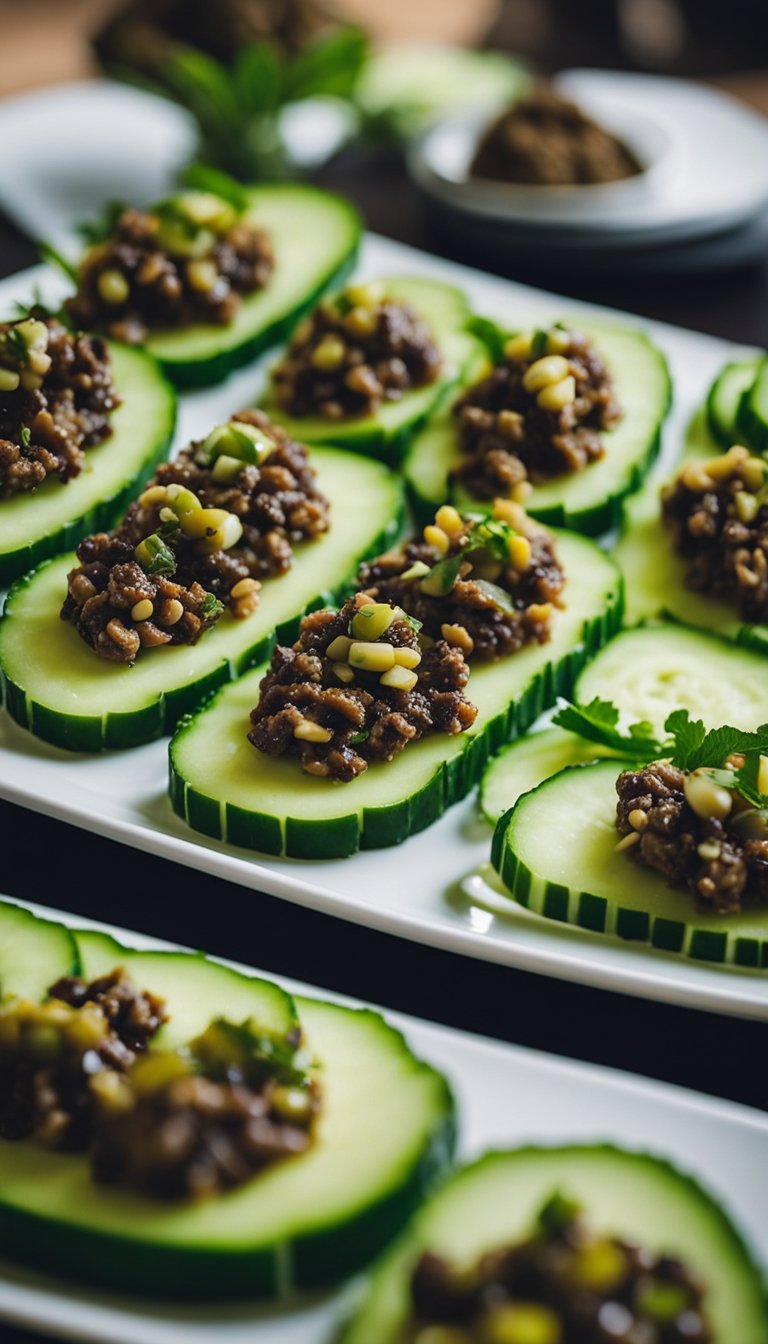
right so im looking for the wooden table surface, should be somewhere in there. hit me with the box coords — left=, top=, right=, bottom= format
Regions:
left=1, top=60, right=768, bottom=1344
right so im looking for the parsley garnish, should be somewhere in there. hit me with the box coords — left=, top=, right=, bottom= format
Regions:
left=201, top=592, right=225, bottom=621
left=530, top=328, right=550, bottom=358
left=464, top=515, right=514, bottom=562
left=552, top=697, right=660, bottom=759
left=5, top=326, right=28, bottom=364
left=77, top=200, right=126, bottom=246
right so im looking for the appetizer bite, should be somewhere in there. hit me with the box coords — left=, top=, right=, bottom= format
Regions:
left=405, top=320, right=670, bottom=536
left=0, top=309, right=175, bottom=585
left=342, top=1148, right=768, bottom=1343
left=0, top=900, right=455, bottom=1296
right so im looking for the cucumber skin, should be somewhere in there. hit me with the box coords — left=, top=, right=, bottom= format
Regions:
left=737, top=357, right=768, bottom=455
left=0, top=491, right=405, bottom=753
left=0, top=358, right=177, bottom=588
left=169, top=579, right=624, bottom=860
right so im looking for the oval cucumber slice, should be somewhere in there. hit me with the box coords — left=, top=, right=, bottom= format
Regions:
left=0, top=344, right=176, bottom=586
left=342, top=1147, right=768, bottom=1344
left=0, top=928, right=455, bottom=1298
left=706, top=357, right=761, bottom=446
left=404, top=322, right=671, bottom=536
left=169, top=531, right=621, bottom=859
left=0, top=898, right=79, bottom=999
left=0, top=450, right=402, bottom=752
left=738, top=355, right=768, bottom=453
left=141, top=185, right=361, bottom=387
left=616, top=408, right=768, bottom=652
left=481, top=623, right=768, bottom=824
left=261, top=276, right=476, bottom=465
left=493, top=760, right=768, bottom=965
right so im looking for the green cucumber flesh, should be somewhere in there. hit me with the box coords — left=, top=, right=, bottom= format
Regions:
left=493, top=760, right=768, bottom=965
left=142, top=186, right=361, bottom=387
left=616, top=409, right=768, bottom=651
left=481, top=621, right=768, bottom=823
left=738, top=356, right=768, bottom=453
left=0, top=927, right=454, bottom=1298
left=261, top=276, right=475, bottom=464
left=404, top=322, right=671, bottom=536
left=357, top=44, right=528, bottom=134
left=706, top=357, right=761, bottom=446
left=0, top=449, right=402, bottom=752
left=0, top=898, right=78, bottom=999
left=169, top=530, right=621, bottom=859
left=0, top=344, right=176, bottom=586
left=342, top=1147, right=768, bottom=1344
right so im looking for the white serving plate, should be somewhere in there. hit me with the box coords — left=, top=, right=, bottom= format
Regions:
left=0, top=895, right=766, bottom=1344
left=0, top=241, right=766, bottom=1024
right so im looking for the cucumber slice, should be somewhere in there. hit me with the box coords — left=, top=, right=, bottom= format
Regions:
left=0, top=450, right=402, bottom=752
left=738, top=356, right=768, bottom=452
left=342, top=1147, right=768, bottom=1344
left=706, top=357, right=761, bottom=447
left=481, top=623, right=768, bottom=823
left=0, top=929, right=455, bottom=1298
left=169, top=531, right=621, bottom=859
left=0, top=344, right=176, bottom=586
left=616, top=409, right=768, bottom=652
left=261, top=277, right=476, bottom=465
left=139, top=186, right=360, bottom=387
left=0, top=898, right=79, bottom=999
left=492, top=760, right=768, bottom=964
left=404, top=323, right=671, bottom=536
left=357, top=44, right=529, bottom=136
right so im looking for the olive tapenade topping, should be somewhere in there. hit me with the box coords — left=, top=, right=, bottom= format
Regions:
left=405, top=1190, right=712, bottom=1344
left=90, top=1016, right=320, bottom=1201
left=471, top=83, right=643, bottom=187
left=0, top=967, right=166, bottom=1151
left=66, top=191, right=274, bottom=344
left=358, top=499, right=564, bottom=660
left=248, top=591, right=478, bottom=782
left=0, top=314, right=120, bottom=498
left=661, top=445, right=768, bottom=623
left=270, top=280, right=442, bottom=421
left=453, top=325, right=622, bottom=500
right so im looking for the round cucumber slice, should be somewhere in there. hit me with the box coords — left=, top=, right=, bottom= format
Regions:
left=0, top=449, right=402, bottom=752
left=738, top=356, right=768, bottom=453
left=404, top=322, right=671, bottom=536
left=140, top=185, right=361, bottom=387
left=481, top=726, right=611, bottom=824
left=706, top=357, right=761, bottom=447
left=169, top=531, right=621, bottom=859
left=616, top=409, right=768, bottom=652
left=342, top=1147, right=768, bottom=1344
left=0, top=898, right=78, bottom=1000
left=261, top=276, right=476, bottom=465
left=0, top=344, right=176, bottom=586
left=357, top=43, right=528, bottom=135
left=0, top=932, right=455, bottom=1298
left=493, top=760, right=768, bottom=965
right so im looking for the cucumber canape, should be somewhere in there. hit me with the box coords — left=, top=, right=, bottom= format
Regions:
left=705, top=356, right=762, bottom=447
left=261, top=276, right=478, bottom=465
left=481, top=622, right=768, bottom=823
left=0, top=448, right=402, bottom=751
left=0, top=339, right=176, bottom=587
left=169, top=529, right=621, bottom=859
left=616, top=411, right=768, bottom=652
left=341, top=1147, right=768, bottom=1344
left=0, top=903, right=455, bottom=1298
left=404, top=320, right=671, bottom=535
left=65, top=184, right=361, bottom=388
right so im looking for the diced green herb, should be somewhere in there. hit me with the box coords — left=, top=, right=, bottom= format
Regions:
left=134, top=533, right=176, bottom=577
left=201, top=592, right=225, bottom=621
left=537, top=1189, right=583, bottom=1239
left=6, top=326, right=28, bottom=364
left=420, top=553, right=463, bottom=597
left=76, top=199, right=127, bottom=246
left=20, top=426, right=31, bottom=449
left=531, top=328, right=550, bottom=358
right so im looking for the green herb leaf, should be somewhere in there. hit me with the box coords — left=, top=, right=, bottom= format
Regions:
left=284, top=26, right=368, bottom=103
left=663, top=710, right=768, bottom=772
left=465, top=515, right=513, bottom=562
left=552, top=698, right=662, bottom=758
left=233, top=41, right=283, bottom=115
left=348, top=730, right=369, bottom=745
left=191, top=1016, right=311, bottom=1089
left=134, top=533, right=176, bottom=578
left=39, top=241, right=78, bottom=283
left=6, top=326, right=28, bottom=364
left=531, top=328, right=550, bottom=358
left=162, top=44, right=240, bottom=134
left=201, top=592, right=225, bottom=621
left=179, top=163, right=249, bottom=213
left=466, top=315, right=506, bottom=362
left=77, top=199, right=126, bottom=246
left=20, top=426, right=31, bottom=448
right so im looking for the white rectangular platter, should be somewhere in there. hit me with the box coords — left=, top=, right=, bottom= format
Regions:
left=0, top=244, right=766, bottom=1022
left=0, top=896, right=766, bottom=1344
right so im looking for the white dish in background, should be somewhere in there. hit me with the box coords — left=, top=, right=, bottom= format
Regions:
left=0, top=242, right=766, bottom=1023
left=0, top=895, right=766, bottom=1344
left=409, top=69, right=768, bottom=245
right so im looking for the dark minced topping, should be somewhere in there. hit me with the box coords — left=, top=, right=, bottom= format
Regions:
left=0, top=314, right=120, bottom=499
left=661, top=445, right=768, bottom=624
left=616, top=756, right=768, bottom=917
left=0, top=968, right=166, bottom=1151
left=62, top=410, right=330, bottom=664
left=270, top=279, right=442, bottom=421
left=66, top=191, right=274, bottom=344
left=248, top=592, right=478, bottom=783
left=453, top=326, right=622, bottom=501
left=358, top=499, right=564, bottom=661
left=471, top=83, right=642, bottom=187
left=406, top=1192, right=711, bottom=1344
